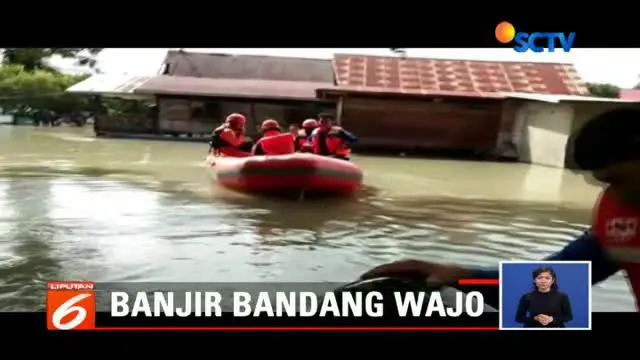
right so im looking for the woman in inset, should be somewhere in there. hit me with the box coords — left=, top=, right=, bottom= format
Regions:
left=515, top=266, right=573, bottom=328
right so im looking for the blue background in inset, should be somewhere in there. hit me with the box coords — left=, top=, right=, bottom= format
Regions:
left=501, top=262, right=590, bottom=329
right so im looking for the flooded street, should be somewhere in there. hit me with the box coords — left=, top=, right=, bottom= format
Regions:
left=0, top=125, right=633, bottom=311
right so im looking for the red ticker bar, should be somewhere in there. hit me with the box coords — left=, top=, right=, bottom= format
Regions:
left=457, top=279, right=500, bottom=285
left=91, top=326, right=498, bottom=331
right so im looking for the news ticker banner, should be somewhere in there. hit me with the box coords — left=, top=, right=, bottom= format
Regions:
left=46, top=281, right=500, bottom=330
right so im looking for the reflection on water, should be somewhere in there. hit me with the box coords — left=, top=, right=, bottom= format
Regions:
left=0, top=126, right=634, bottom=312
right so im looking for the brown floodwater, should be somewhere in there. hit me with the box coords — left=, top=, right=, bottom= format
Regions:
left=0, top=125, right=633, bottom=311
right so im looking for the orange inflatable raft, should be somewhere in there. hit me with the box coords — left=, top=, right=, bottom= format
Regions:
left=208, top=153, right=363, bottom=196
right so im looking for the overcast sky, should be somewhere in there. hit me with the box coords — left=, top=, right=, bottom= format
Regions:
left=49, top=48, right=640, bottom=89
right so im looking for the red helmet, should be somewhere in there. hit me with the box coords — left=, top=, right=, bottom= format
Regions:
left=261, top=119, right=280, bottom=131
left=226, top=113, right=246, bottom=126
left=302, top=118, right=318, bottom=129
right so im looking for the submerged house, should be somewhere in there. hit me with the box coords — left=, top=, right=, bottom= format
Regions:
left=68, top=50, right=337, bottom=139
left=315, top=54, right=587, bottom=158
left=316, top=54, right=640, bottom=167
left=132, top=51, right=337, bottom=138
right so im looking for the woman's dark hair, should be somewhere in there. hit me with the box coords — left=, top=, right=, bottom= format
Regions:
left=532, top=266, right=559, bottom=291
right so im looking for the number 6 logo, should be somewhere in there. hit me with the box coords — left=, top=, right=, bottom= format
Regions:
left=51, top=293, right=91, bottom=330
left=47, top=291, right=96, bottom=330
left=46, top=281, right=96, bottom=330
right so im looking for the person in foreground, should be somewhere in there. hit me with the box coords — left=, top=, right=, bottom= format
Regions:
left=360, top=108, right=640, bottom=310
left=515, top=266, right=573, bottom=328
left=252, top=119, right=295, bottom=156
left=209, top=113, right=252, bottom=157
left=310, top=113, right=358, bottom=160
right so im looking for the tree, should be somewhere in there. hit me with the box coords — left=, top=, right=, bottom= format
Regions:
left=0, top=64, right=152, bottom=119
left=585, top=82, right=620, bottom=98
left=0, top=64, right=90, bottom=113
left=634, top=75, right=640, bottom=90
left=0, top=48, right=103, bottom=72
left=390, top=48, right=408, bottom=58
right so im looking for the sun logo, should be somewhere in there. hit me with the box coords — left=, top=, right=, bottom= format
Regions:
left=495, top=21, right=516, bottom=44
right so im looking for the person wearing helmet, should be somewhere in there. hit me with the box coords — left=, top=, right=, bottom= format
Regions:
left=359, top=108, right=640, bottom=310
left=289, top=124, right=300, bottom=135
left=252, top=119, right=295, bottom=156
left=295, top=118, right=318, bottom=152
left=209, top=113, right=252, bottom=157
left=309, top=113, right=357, bottom=160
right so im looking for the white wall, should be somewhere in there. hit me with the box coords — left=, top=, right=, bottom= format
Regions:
left=515, top=102, right=574, bottom=168
left=0, top=115, right=12, bottom=124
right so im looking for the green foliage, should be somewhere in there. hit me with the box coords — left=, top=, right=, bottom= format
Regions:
left=0, top=64, right=90, bottom=113
left=1, top=48, right=103, bottom=72
left=0, top=48, right=152, bottom=118
left=0, top=63, right=153, bottom=117
left=586, top=82, right=620, bottom=98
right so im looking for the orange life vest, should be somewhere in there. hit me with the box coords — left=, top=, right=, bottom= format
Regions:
left=254, top=131, right=295, bottom=155
left=592, top=186, right=640, bottom=308
left=296, top=129, right=312, bottom=151
left=210, top=125, right=248, bottom=157
left=311, top=126, right=351, bottom=157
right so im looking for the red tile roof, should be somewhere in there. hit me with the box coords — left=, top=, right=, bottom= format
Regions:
left=328, top=54, right=590, bottom=98
left=316, top=85, right=505, bottom=99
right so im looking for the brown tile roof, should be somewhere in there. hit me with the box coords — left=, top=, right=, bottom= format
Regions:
left=163, top=50, right=335, bottom=83
left=135, top=75, right=327, bottom=101
left=328, top=54, right=590, bottom=98
left=316, top=85, right=505, bottom=99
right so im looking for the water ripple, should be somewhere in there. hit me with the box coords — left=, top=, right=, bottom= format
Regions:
left=0, top=174, right=633, bottom=311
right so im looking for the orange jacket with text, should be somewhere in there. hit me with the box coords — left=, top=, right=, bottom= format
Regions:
left=592, top=186, right=640, bottom=304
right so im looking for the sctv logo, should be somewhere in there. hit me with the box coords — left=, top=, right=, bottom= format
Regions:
left=495, top=21, right=576, bottom=53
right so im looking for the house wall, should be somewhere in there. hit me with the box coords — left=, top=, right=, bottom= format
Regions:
left=94, top=95, right=334, bottom=139
left=512, top=101, right=575, bottom=168
left=95, top=115, right=155, bottom=134
left=340, top=96, right=503, bottom=153
left=493, top=99, right=521, bottom=159
left=509, top=101, right=640, bottom=169
left=155, top=96, right=334, bottom=137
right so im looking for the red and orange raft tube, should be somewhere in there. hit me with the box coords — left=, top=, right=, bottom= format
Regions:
left=208, top=153, right=363, bottom=196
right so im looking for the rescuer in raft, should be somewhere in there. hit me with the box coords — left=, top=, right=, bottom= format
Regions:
left=289, top=124, right=300, bottom=136
left=309, top=113, right=358, bottom=160
left=295, top=118, right=318, bottom=152
left=359, top=108, right=640, bottom=309
left=209, top=113, right=252, bottom=157
left=252, top=119, right=296, bottom=156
